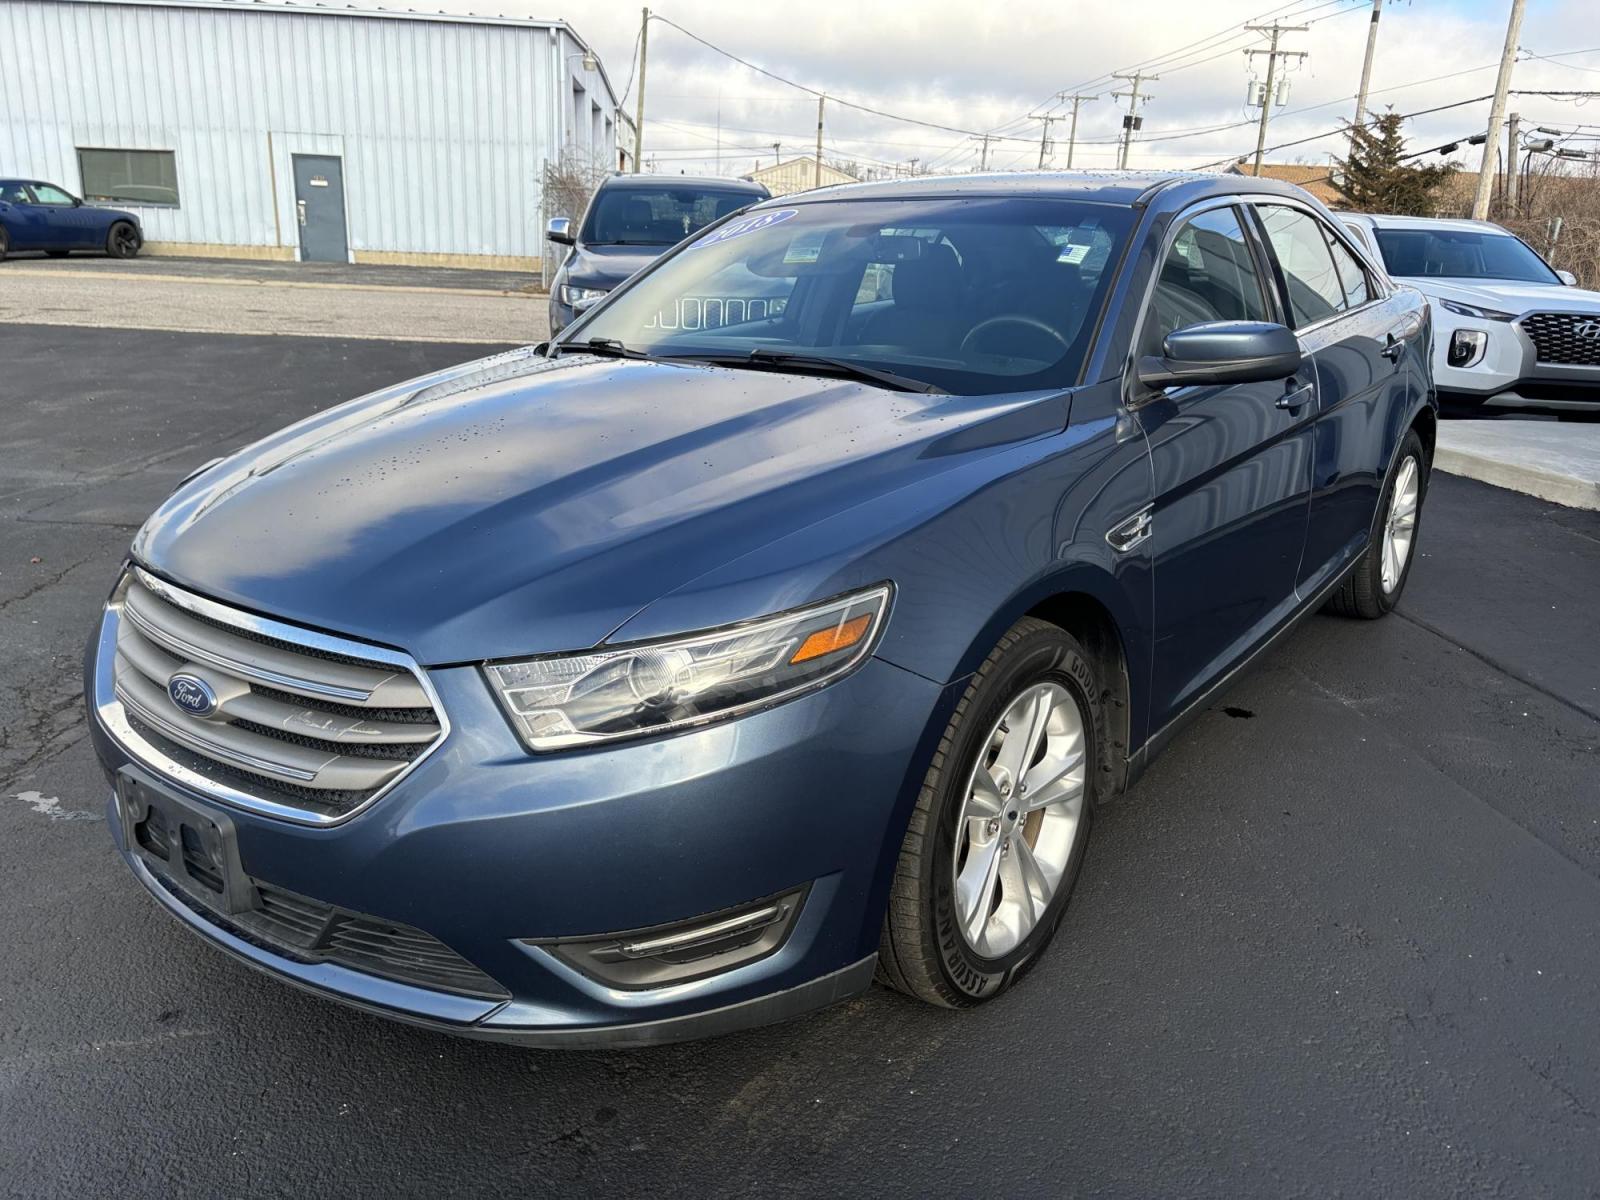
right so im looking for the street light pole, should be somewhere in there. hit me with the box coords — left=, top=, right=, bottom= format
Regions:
left=1471, top=0, right=1527, bottom=220
left=632, top=7, right=649, bottom=173
left=1351, top=0, right=1383, bottom=138
left=815, top=95, right=825, bottom=188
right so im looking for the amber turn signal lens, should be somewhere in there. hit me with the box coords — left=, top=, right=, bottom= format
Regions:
left=789, top=613, right=873, bottom=664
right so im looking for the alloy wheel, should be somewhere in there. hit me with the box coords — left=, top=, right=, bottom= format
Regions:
left=951, top=681, right=1088, bottom=959
left=1381, top=454, right=1420, bottom=593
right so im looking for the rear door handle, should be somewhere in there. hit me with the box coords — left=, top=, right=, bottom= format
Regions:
left=1277, top=382, right=1315, bottom=411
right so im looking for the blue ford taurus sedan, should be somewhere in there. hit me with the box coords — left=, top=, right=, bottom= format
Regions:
left=0, top=178, right=142, bottom=260
left=87, top=171, right=1434, bottom=1046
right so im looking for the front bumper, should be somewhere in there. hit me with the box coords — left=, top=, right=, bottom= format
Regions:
left=89, top=605, right=948, bottom=1046
left=1431, top=305, right=1600, bottom=409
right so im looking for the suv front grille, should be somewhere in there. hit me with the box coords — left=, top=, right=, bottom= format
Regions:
left=108, top=568, right=445, bottom=823
left=1521, top=312, right=1600, bottom=366
left=152, top=869, right=508, bottom=999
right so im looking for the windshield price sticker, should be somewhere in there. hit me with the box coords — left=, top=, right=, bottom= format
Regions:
left=783, top=231, right=827, bottom=264
left=691, top=208, right=798, bottom=249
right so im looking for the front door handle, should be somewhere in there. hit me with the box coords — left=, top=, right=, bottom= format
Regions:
left=1277, top=382, right=1315, bottom=411
left=1380, top=334, right=1404, bottom=362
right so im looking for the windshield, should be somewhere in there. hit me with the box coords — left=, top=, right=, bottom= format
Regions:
left=581, top=186, right=759, bottom=246
left=1372, top=227, right=1560, bottom=284
left=566, top=197, right=1134, bottom=395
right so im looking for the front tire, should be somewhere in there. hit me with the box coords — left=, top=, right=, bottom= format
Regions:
left=878, top=617, right=1102, bottom=1008
left=0, top=226, right=9, bottom=262
left=106, top=221, right=141, bottom=259
left=1327, top=429, right=1428, bottom=619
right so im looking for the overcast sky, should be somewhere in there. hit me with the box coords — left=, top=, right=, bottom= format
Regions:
left=415, top=0, right=1599, bottom=179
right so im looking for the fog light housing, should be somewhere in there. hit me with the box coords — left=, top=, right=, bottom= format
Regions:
left=527, top=887, right=807, bottom=990
left=1448, top=329, right=1488, bottom=368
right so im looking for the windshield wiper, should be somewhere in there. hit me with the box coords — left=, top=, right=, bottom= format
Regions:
left=669, top=348, right=946, bottom=394
left=553, top=337, right=651, bottom=360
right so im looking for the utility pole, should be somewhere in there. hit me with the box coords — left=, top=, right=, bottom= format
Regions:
left=1062, top=93, right=1095, bottom=168
left=970, top=133, right=997, bottom=170
left=1245, top=22, right=1308, bottom=176
left=1472, top=0, right=1527, bottom=220
left=1351, top=0, right=1383, bottom=138
left=1505, top=111, right=1521, bottom=211
left=1111, top=72, right=1156, bottom=169
left=814, top=95, right=825, bottom=187
left=631, top=7, right=648, bottom=172
left=1031, top=111, right=1059, bottom=169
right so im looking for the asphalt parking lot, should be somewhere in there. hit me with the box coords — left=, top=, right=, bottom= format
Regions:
left=3, top=323, right=1599, bottom=1197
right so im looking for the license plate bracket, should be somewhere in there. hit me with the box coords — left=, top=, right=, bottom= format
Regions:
left=117, top=769, right=259, bottom=916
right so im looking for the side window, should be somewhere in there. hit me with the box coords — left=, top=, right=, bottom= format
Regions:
left=1257, top=205, right=1345, bottom=328
left=1324, top=229, right=1372, bottom=307
left=1141, top=206, right=1271, bottom=357
left=0, top=182, right=30, bottom=204
left=28, top=183, right=76, bottom=206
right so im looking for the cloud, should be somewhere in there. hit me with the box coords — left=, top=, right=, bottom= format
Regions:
left=372, top=0, right=1598, bottom=177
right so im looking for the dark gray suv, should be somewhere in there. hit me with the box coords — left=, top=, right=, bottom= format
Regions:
left=545, top=174, right=769, bottom=333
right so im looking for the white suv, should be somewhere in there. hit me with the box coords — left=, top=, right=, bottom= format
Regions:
left=1342, top=213, right=1600, bottom=413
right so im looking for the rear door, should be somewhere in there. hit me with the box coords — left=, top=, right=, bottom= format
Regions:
left=1132, top=201, right=1318, bottom=730
left=1251, top=203, right=1414, bottom=593
left=0, top=181, right=48, bottom=248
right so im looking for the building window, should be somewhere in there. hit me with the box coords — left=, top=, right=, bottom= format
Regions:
left=77, top=148, right=180, bottom=207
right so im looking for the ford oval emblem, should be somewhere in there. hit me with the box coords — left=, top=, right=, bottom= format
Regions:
left=167, top=673, right=219, bottom=717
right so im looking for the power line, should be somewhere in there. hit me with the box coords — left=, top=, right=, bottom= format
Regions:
left=649, top=13, right=1036, bottom=142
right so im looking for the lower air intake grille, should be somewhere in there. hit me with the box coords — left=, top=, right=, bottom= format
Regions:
left=153, top=869, right=508, bottom=1000
left=1522, top=312, right=1600, bottom=366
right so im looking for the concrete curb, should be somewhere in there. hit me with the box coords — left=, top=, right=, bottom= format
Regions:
left=1435, top=425, right=1600, bottom=512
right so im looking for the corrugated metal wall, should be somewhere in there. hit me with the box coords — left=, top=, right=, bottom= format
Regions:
left=0, top=0, right=619, bottom=263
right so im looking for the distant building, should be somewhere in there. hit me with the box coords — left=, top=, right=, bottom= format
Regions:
left=1225, top=162, right=1347, bottom=209
left=742, top=156, right=859, bottom=198
left=0, top=0, right=624, bottom=269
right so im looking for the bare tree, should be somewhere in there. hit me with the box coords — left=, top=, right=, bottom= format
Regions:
left=539, top=148, right=611, bottom=289
left=1491, top=155, right=1600, bottom=289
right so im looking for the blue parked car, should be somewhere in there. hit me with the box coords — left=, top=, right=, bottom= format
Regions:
left=0, top=178, right=142, bottom=260
left=86, top=171, right=1434, bottom=1046
left=546, top=174, right=769, bottom=334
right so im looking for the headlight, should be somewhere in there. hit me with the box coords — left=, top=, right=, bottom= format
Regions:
left=560, top=285, right=609, bottom=307
left=1439, top=298, right=1514, bottom=321
left=484, top=585, right=891, bottom=751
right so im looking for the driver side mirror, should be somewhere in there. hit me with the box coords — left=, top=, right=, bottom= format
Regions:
left=546, top=217, right=574, bottom=245
left=72, top=196, right=83, bottom=208
left=1137, top=321, right=1302, bottom=390
left=1557, top=269, right=1578, bottom=287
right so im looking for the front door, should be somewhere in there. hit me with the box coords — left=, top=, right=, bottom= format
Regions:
left=27, top=182, right=97, bottom=248
left=292, top=155, right=348, bottom=263
left=1133, top=202, right=1317, bottom=731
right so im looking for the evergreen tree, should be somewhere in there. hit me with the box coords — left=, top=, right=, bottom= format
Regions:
left=1336, top=110, right=1457, bottom=214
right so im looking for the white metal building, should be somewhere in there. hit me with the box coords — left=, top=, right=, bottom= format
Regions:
left=0, top=0, right=624, bottom=268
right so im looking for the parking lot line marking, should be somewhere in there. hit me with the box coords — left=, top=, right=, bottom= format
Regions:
left=0, top=266, right=536, bottom=300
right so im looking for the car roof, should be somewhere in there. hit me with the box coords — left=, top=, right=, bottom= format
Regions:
left=1343, top=212, right=1513, bottom=236
left=753, top=169, right=1319, bottom=208
left=598, top=174, right=767, bottom=193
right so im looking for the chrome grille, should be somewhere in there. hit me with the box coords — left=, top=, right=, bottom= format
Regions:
left=1521, top=312, right=1600, bottom=366
left=104, top=568, right=446, bottom=824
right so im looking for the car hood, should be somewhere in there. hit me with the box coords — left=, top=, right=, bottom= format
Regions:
left=561, top=243, right=669, bottom=291
left=1404, top=276, right=1600, bottom=315
left=134, top=349, right=1062, bottom=664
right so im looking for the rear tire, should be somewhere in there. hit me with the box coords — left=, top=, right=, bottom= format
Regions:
left=1326, top=429, right=1428, bottom=619
left=106, top=221, right=141, bottom=259
left=878, top=617, right=1101, bottom=1008
left=0, top=227, right=9, bottom=262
